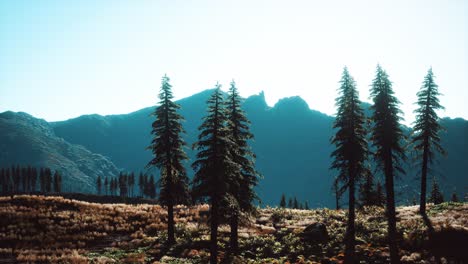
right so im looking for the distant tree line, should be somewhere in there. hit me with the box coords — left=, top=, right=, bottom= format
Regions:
left=0, top=165, right=62, bottom=194
left=96, top=172, right=156, bottom=199
left=279, top=193, right=309, bottom=209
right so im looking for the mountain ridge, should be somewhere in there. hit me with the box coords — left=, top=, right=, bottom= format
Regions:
left=1, top=90, right=466, bottom=206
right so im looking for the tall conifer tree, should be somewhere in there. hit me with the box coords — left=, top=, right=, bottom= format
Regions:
left=369, top=65, right=406, bottom=263
left=411, top=68, right=445, bottom=214
left=330, top=67, right=368, bottom=263
left=280, top=194, right=287, bottom=208
left=53, top=171, right=61, bottom=193
left=147, top=75, right=190, bottom=245
left=192, top=84, right=238, bottom=264
left=359, top=172, right=376, bottom=207
left=225, top=80, right=259, bottom=253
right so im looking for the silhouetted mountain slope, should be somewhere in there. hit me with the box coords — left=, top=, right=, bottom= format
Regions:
left=2, top=90, right=465, bottom=207
left=52, top=90, right=337, bottom=206
left=50, top=90, right=467, bottom=206
left=0, top=111, right=119, bottom=193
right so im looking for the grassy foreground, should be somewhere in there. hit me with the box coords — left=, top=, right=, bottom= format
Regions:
left=0, top=195, right=466, bottom=263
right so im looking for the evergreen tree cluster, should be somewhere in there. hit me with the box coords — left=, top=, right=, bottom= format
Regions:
left=358, top=173, right=385, bottom=207
left=330, top=66, right=446, bottom=264
left=0, top=165, right=62, bottom=194
left=279, top=193, right=309, bottom=209
left=147, top=76, right=260, bottom=262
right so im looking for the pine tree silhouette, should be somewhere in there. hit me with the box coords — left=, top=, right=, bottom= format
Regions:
left=192, top=84, right=238, bottom=264
left=429, top=177, right=444, bottom=205
left=96, top=176, right=102, bottom=195
left=450, top=192, right=459, bottom=202
left=369, top=65, right=406, bottom=263
left=146, top=75, right=190, bottom=245
left=293, top=197, right=299, bottom=209
left=104, top=177, right=109, bottom=195
left=330, top=67, right=369, bottom=263
left=411, top=68, right=445, bottom=215
left=225, top=80, right=260, bottom=253
left=280, top=194, right=287, bottom=208
left=375, top=182, right=385, bottom=206
left=359, top=171, right=377, bottom=207
left=53, top=171, right=61, bottom=193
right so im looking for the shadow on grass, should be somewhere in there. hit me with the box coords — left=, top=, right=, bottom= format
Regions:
left=421, top=211, right=468, bottom=263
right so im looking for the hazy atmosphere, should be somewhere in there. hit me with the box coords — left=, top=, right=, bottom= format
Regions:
left=1, top=0, right=467, bottom=123
left=1, top=1, right=468, bottom=263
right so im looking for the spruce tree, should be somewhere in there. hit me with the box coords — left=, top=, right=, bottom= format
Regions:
left=44, top=168, right=52, bottom=193
left=5, top=169, right=11, bottom=193
left=27, top=166, right=33, bottom=193
left=0, top=169, right=4, bottom=194
left=225, top=80, right=259, bottom=253
left=31, top=168, right=37, bottom=192
left=288, top=198, right=293, bottom=208
left=53, top=171, right=61, bottom=193
left=192, top=84, right=238, bottom=264
left=411, top=68, right=445, bottom=215
left=359, top=172, right=376, bottom=207
left=330, top=67, right=368, bottom=263
left=280, top=194, right=287, bottom=208
left=375, top=182, right=385, bottom=207
left=429, top=178, right=444, bottom=204
left=21, top=167, right=27, bottom=192
left=13, top=165, right=20, bottom=192
left=129, top=173, right=135, bottom=197
left=97, top=176, right=102, bottom=195
left=119, top=173, right=128, bottom=197
left=148, top=175, right=156, bottom=199
left=450, top=192, right=459, bottom=202
left=138, top=173, right=144, bottom=197
left=293, top=197, right=299, bottom=209
left=104, top=177, right=109, bottom=195
left=147, top=75, right=190, bottom=245
left=39, top=168, right=45, bottom=193
left=369, top=65, right=406, bottom=263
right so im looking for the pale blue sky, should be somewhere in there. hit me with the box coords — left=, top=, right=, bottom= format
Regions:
left=1, top=0, right=467, bottom=124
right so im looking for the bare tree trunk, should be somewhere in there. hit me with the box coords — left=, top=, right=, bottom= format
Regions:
left=210, top=198, right=219, bottom=264
left=385, top=154, right=400, bottom=264
left=230, top=214, right=239, bottom=254
left=167, top=200, right=175, bottom=245
left=420, top=139, right=429, bottom=214
left=344, top=172, right=356, bottom=263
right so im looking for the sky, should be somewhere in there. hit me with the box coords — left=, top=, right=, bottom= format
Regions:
left=1, top=0, right=467, bottom=124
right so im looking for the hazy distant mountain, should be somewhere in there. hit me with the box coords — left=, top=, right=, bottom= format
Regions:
left=50, top=90, right=467, bottom=207
left=0, top=111, right=120, bottom=193
left=1, top=90, right=466, bottom=206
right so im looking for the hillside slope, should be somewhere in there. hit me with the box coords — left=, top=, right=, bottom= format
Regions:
left=0, top=112, right=120, bottom=193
